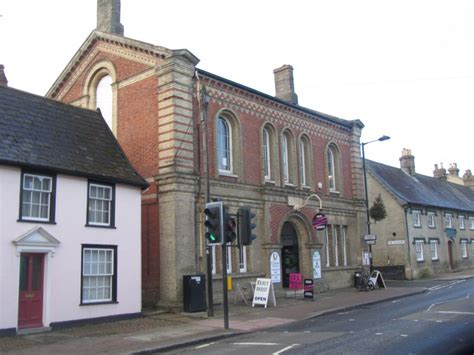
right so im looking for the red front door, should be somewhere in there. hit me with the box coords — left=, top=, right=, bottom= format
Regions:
left=18, top=253, right=44, bottom=329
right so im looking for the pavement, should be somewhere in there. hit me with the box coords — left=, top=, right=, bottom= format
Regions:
left=1, top=269, right=473, bottom=355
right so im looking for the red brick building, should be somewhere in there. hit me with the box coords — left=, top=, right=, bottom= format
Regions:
left=47, top=0, right=367, bottom=308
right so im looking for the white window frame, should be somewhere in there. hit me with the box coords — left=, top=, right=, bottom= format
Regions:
left=461, top=240, right=468, bottom=258
left=21, top=173, right=53, bottom=222
left=217, top=116, right=232, bottom=174
left=459, top=215, right=465, bottom=230
left=327, top=147, right=336, bottom=192
left=282, top=133, right=289, bottom=184
left=211, top=245, right=216, bottom=275
left=427, top=212, right=436, bottom=228
left=342, top=226, right=348, bottom=266
left=88, top=183, right=113, bottom=226
left=325, top=228, right=330, bottom=267
left=82, top=247, right=115, bottom=304
left=415, top=240, right=424, bottom=262
left=226, top=242, right=232, bottom=274
left=239, top=245, right=247, bottom=273
left=412, top=210, right=421, bottom=227
left=445, top=213, right=453, bottom=228
left=299, top=139, right=307, bottom=187
left=263, top=128, right=271, bottom=180
left=469, top=217, right=474, bottom=230
left=333, top=226, right=339, bottom=267
left=430, top=240, right=438, bottom=260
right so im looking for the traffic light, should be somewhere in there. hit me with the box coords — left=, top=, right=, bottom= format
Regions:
left=239, top=207, right=256, bottom=246
left=204, top=201, right=224, bottom=245
left=224, top=214, right=237, bottom=243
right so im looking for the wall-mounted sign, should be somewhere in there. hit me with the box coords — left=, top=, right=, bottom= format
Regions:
left=364, top=234, right=377, bottom=241
left=270, top=252, right=281, bottom=284
left=312, top=213, right=327, bottom=230
left=312, top=251, right=321, bottom=279
left=388, top=240, right=405, bottom=245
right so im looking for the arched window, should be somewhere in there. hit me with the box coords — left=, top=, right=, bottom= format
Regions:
left=263, top=127, right=271, bottom=180
left=327, top=144, right=341, bottom=192
left=82, top=61, right=117, bottom=136
left=96, top=75, right=113, bottom=130
left=299, top=136, right=310, bottom=187
left=217, top=116, right=232, bottom=173
left=282, top=133, right=290, bottom=183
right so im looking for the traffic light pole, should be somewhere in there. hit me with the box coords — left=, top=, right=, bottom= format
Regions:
left=222, top=243, right=229, bottom=329
left=201, top=87, right=213, bottom=317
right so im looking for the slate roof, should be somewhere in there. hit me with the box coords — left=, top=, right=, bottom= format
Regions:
left=367, top=160, right=474, bottom=213
left=0, top=85, right=147, bottom=188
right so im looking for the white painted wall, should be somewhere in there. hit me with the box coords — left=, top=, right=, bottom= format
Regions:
left=0, top=165, right=142, bottom=331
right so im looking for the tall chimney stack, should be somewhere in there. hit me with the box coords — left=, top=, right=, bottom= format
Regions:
left=448, top=163, right=459, bottom=177
left=400, top=148, right=416, bottom=176
left=97, top=0, right=124, bottom=35
left=273, top=65, right=298, bottom=105
left=0, top=65, right=8, bottom=87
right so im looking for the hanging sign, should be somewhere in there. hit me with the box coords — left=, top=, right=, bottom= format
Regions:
left=312, top=213, right=328, bottom=231
left=270, top=252, right=281, bottom=284
left=312, top=251, right=322, bottom=279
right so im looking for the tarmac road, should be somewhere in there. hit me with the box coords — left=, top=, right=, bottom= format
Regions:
left=166, top=278, right=474, bottom=355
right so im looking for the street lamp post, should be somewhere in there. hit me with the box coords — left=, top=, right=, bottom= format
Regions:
left=361, top=135, right=390, bottom=270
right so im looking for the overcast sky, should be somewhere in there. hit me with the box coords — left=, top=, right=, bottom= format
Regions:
left=1, top=0, right=473, bottom=177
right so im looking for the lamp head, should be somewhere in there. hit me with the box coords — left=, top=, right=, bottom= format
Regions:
left=378, top=135, right=390, bottom=142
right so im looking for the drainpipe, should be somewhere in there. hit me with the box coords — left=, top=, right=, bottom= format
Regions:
left=403, top=207, right=413, bottom=279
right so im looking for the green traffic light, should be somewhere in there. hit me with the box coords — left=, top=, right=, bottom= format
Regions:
left=209, top=233, right=216, bottom=242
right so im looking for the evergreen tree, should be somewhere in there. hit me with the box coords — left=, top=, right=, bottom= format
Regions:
left=370, top=194, right=387, bottom=223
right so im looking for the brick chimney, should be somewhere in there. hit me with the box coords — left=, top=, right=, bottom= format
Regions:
left=0, top=65, right=8, bottom=87
left=273, top=65, right=298, bottom=105
left=433, top=163, right=447, bottom=180
left=400, top=148, right=416, bottom=176
left=97, top=0, right=124, bottom=35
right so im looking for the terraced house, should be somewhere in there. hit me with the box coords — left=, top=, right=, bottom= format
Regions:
left=47, top=0, right=368, bottom=308
left=367, top=150, right=474, bottom=279
left=0, top=82, right=147, bottom=335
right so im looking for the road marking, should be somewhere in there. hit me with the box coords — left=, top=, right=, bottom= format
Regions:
left=235, top=342, right=279, bottom=346
left=392, top=300, right=400, bottom=303
left=413, top=319, right=419, bottom=322
left=273, top=344, right=299, bottom=355
left=428, top=279, right=466, bottom=292
left=195, top=342, right=214, bottom=349
left=436, top=320, right=443, bottom=323
left=437, top=311, right=474, bottom=315
left=376, top=333, right=383, bottom=335
left=401, top=334, right=408, bottom=337
left=349, top=319, right=355, bottom=322
left=427, top=301, right=448, bottom=312
left=304, top=331, right=310, bottom=333
left=466, top=293, right=470, bottom=300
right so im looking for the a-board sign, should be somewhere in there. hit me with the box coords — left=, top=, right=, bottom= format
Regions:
left=304, top=279, right=314, bottom=299
left=289, top=272, right=302, bottom=289
left=252, top=278, right=276, bottom=308
left=312, top=213, right=328, bottom=230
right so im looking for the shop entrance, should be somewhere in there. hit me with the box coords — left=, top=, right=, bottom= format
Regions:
left=281, top=222, right=300, bottom=288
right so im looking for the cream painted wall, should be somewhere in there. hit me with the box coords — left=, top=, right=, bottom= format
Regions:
left=0, top=166, right=142, bottom=330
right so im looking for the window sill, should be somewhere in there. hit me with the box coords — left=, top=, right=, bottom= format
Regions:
left=80, top=301, right=118, bottom=306
left=431, top=258, right=439, bottom=262
left=85, top=224, right=117, bottom=229
left=329, top=190, right=340, bottom=195
left=416, top=260, right=425, bottom=263
left=284, top=183, right=296, bottom=188
left=302, top=185, right=311, bottom=190
left=17, top=219, right=56, bottom=225
left=264, top=179, right=276, bottom=185
left=413, top=225, right=422, bottom=228
left=219, top=171, right=238, bottom=178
